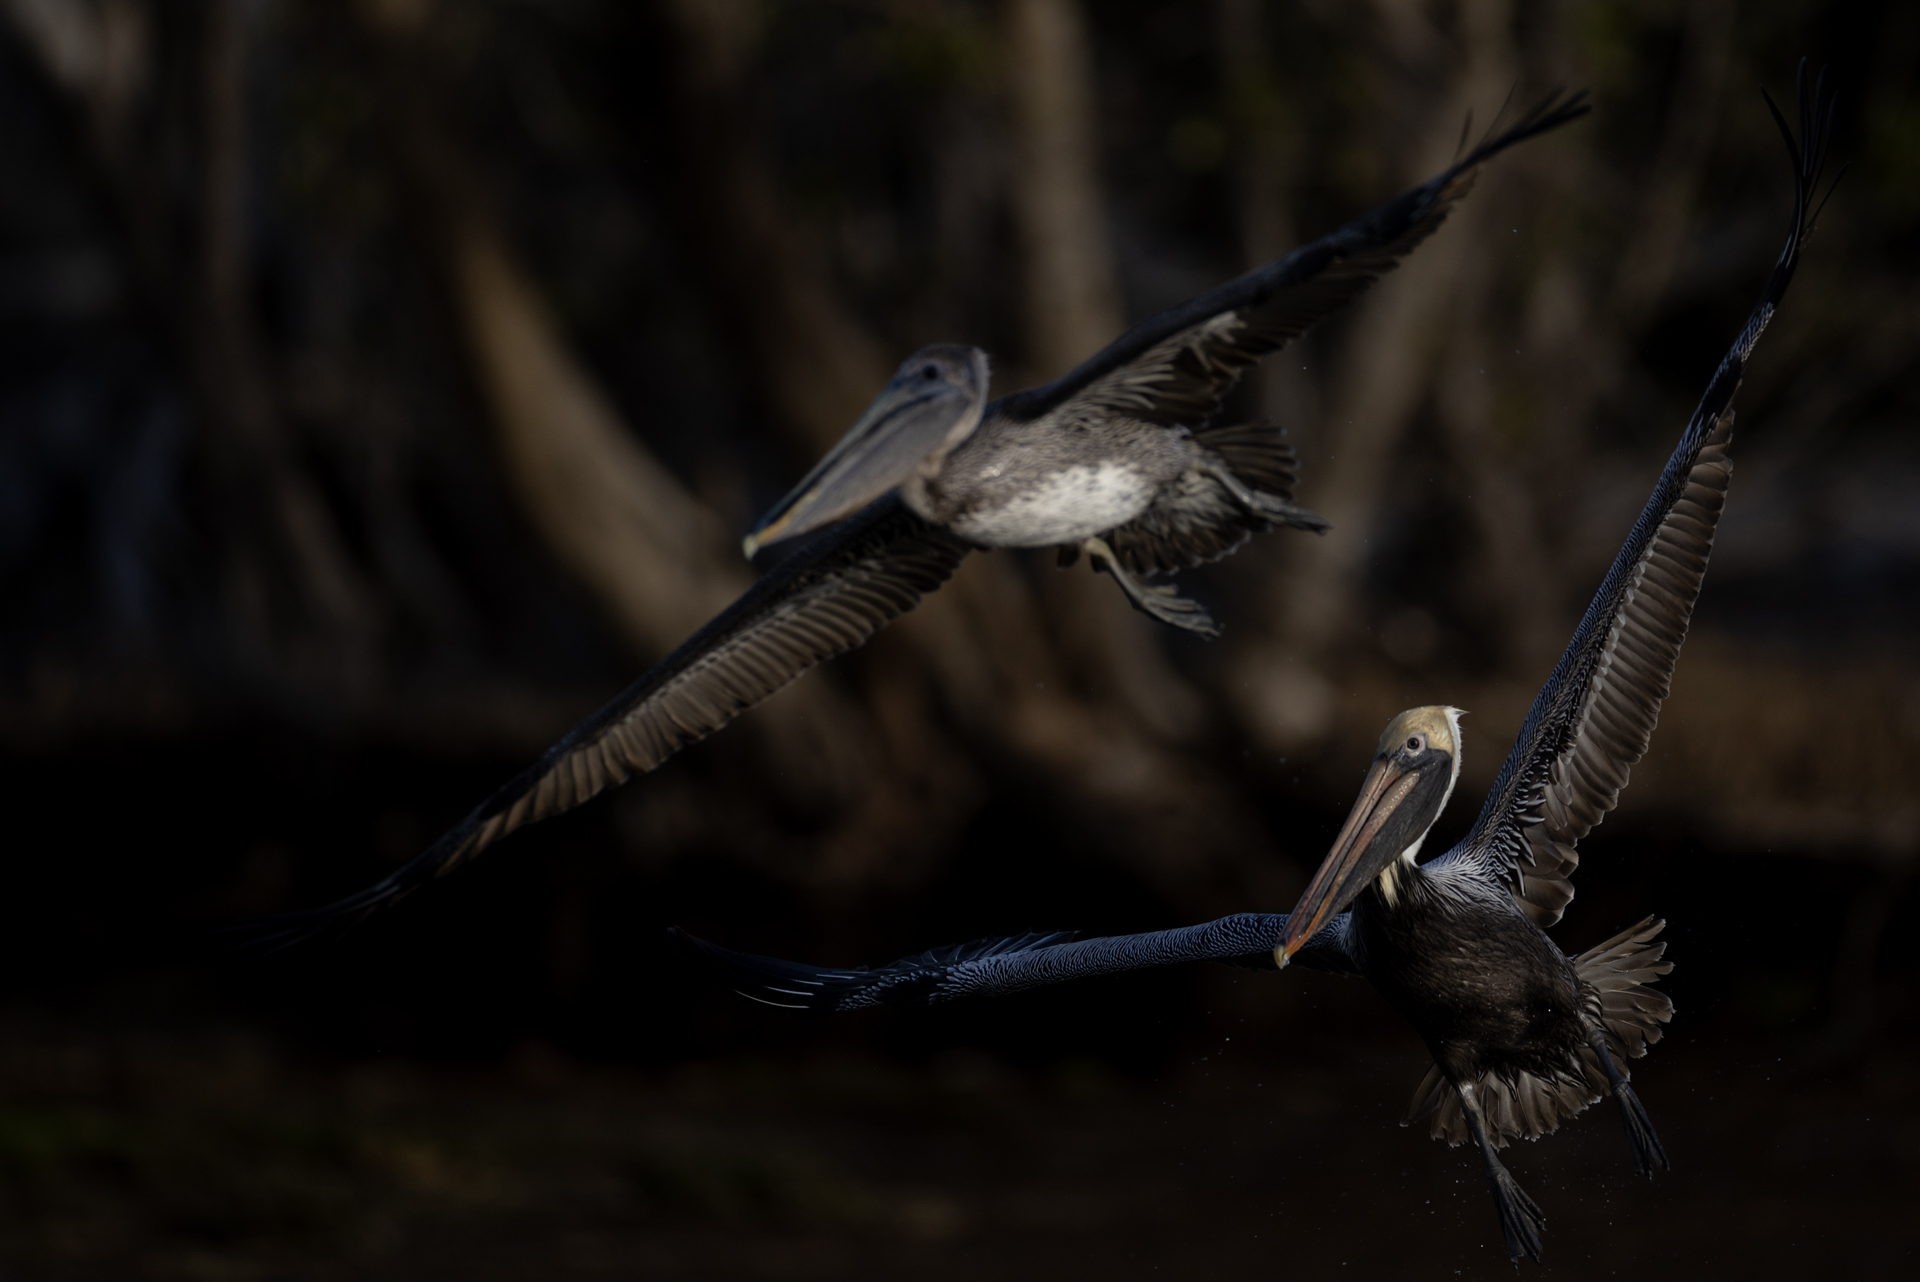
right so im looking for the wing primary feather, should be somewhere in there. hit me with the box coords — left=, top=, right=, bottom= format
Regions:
left=988, top=88, right=1589, bottom=430
left=243, top=495, right=970, bottom=949
left=1445, top=65, right=1836, bottom=922
left=671, top=913, right=1357, bottom=1012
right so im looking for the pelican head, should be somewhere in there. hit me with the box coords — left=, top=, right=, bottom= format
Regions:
left=1277, top=705, right=1464, bottom=966
left=743, top=344, right=990, bottom=557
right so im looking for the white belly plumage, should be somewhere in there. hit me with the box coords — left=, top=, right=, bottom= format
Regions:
left=944, top=463, right=1158, bottom=548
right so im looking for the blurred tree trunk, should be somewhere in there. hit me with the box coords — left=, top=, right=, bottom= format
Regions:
left=1212, top=0, right=1315, bottom=440
left=1231, top=0, right=1546, bottom=748
left=1000, top=0, right=1206, bottom=745
left=196, top=0, right=378, bottom=688
left=0, top=0, right=148, bottom=160
left=1440, top=0, right=1734, bottom=674
left=648, top=0, right=1263, bottom=901
left=445, top=225, right=741, bottom=650
left=1609, top=0, right=1736, bottom=326
left=5, top=0, right=380, bottom=698
left=653, top=0, right=894, bottom=457
left=1001, top=0, right=1121, bottom=379
left=1509, top=0, right=1737, bottom=592
left=355, top=0, right=871, bottom=806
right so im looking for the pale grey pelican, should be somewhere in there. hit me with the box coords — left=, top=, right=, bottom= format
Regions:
left=269, top=93, right=1586, bottom=936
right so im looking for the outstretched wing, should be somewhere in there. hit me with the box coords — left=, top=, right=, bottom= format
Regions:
left=1437, top=66, right=1837, bottom=927
left=269, top=497, right=970, bottom=939
left=987, top=90, right=1589, bottom=432
left=672, top=912, right=1358, bottom=1012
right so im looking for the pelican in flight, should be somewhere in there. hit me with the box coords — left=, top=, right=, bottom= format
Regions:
left=748, top=90, right=1582, bottom=638
left=269, top=93, right=1585, bottom=937
left=676, top=71, right=1836, bottom=1263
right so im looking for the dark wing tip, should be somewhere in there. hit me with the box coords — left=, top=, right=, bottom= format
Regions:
left=227, top=820, right=477, bottom=952
left=1458, top=85, right=1591, bottom=170
left=671, top=928, right=874, bottom=1012
left=1381, top=86, right=1588, bottom=236
left=248, top=500, right=968, bottom=950
left=228, top=866, right=428, bottom=954
left=1757, top=60, right=1840, bottom=311
left=671, top=927, right=1088, bottom=1011
left=1456, top=64, right=1832, bottom=890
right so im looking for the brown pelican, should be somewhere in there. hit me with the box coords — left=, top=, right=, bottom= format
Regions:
left=675, top=70, right=1836, bottom=1263
left=266, top=92, right=1585, bottom=938
left=748, top=93, right=1586, bottom=637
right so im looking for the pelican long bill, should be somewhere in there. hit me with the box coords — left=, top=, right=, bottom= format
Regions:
left=743, top=345, right=989, bottom=558
left=1277, top=755, right=1420, bottom=966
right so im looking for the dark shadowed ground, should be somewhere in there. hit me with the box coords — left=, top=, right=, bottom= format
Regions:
left=0, top=735, right=1916, bottom=1281
left=2, top=977, right=1915, bottom=1280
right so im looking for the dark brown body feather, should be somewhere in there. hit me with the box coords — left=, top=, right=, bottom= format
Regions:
left=1402, top=916, right=1673, bottom=1147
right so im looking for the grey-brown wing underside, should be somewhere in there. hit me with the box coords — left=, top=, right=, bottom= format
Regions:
left=1437, top=67, right=1837, bottom=927
left=269, top=497, right=971, bottom=939
left=672, top=911, right=1358, bottom=1012
left=986, top=90, right=1589, bottom=433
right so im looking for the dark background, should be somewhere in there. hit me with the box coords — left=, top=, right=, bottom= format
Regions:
left=0, top=0, right=1915, bottom=1277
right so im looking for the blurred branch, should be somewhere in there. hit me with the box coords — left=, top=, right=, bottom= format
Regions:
left=654, top=0, right=893, bottom=455
left=1234, top=0, right=1520, bottom=747
left=446, top=225, right=742, bottom=650
left=358, top=0, right=750, bottom=652
left=196, top=0, right=378, bottom=677
left=357, top=0, right=874, bottom=802
left=1000, top=0, right=1205, bottom=743
left=0, top=0, right=146, bottom=155
left=641, top=0, right=1256, bottom=899
left=1608, top=0, right=1736, bottom=325
left=1213, top=0, right=1295, bottom=266
left=1213, top=0, right=1315, bottom=440
left=1433, top=311, right=1561, bottom=667
left=1001, top=0, right=1121, bottom=378
left=6, top=0, right=381, bottom=693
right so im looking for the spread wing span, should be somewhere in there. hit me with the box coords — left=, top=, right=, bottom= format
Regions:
left=1440, top=65, right=1838, bottom=927
left=260, top=90, right=1595, bottom=944
left=673, top=912, right=1359, bottom=1012
left=989, top=90, right=1590, bottom=432
left=266, top=497, right=970, bottom=941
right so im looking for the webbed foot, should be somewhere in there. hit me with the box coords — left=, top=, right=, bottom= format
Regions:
left=1486, top=1160, right=1547, bottom=1263
left=1584, top=1026, right=1670, bottom=1177
left=1457, top=1076, right=1547, bottom=1263
left=1082, top=537, right=1221, bottom=638
left=1612, top=1078, right=1670, bottom=1178
left=1195, top=460, right=1329, bottom=533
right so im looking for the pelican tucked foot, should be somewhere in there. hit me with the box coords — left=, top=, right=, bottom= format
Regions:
left=1082, top=536, right=1221, bottom=637
left=1584, top=1023, right=1670, bottom=1178
left=1458, top=1079, right=1546, bottom=1262
left=1193, top=457, right=1328, bottom=532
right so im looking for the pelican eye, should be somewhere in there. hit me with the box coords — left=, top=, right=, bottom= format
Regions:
left=921, top=363, right=941, bottom=381
left=1406, top=735, right=1424, bottom=752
